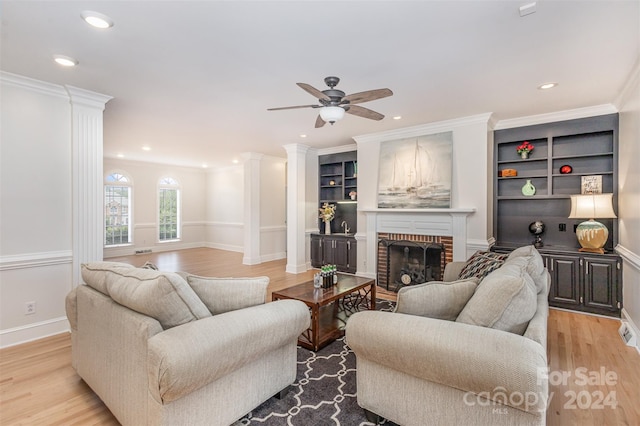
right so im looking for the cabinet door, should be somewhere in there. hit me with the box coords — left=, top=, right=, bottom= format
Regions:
left=548, top=255, right=581, bottom=307
left=310, top=235, right=323, bottom=268
left=333, top=238, right=350, bottom=271
left=322, top=236, right=336, bottom=265
left=583, top=256, right=619, bottom=312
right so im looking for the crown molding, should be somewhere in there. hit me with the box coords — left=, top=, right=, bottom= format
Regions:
left=317, top=143, right=358, bottom=156
left=353, top=113, right=493, bottom=144
left=494, top=104, right=618, bottom=130
left=65, top=85, right=112, bottom=110
left=0, top=71, right=68, bottom=99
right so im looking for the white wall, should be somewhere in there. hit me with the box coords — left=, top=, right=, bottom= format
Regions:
left=103, top=159, right=207, bottom=257
left=0, top=75, right=74, bottom=346
left=259, top=156, right=287, bottom=261
left=205, top=165, right=244, bottom=252
left=616, top=61, right=640, bottom=343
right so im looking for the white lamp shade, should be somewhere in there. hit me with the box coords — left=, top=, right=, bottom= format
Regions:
left=319, top=106, right=345, bottom=123
left=568, top=193, right=617, bottom=219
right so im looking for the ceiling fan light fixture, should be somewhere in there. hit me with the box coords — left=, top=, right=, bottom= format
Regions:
left=319, top=106, right=345, bottom=124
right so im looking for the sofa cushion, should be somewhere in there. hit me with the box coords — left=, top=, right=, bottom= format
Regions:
left=81, top=263, right=211, bottom=329
left=395, top=278, right=479, bottom=321
left=507, top=245, right=547, bottom=294
left=456, top=257, right=537, bottom=335
left=458, top=251, right=508, bottom=280
left=181, top=274, right=269, bottom=315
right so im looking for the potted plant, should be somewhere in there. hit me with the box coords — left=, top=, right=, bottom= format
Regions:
left=349, top=191, right=357, bottom=200
left=517, top=141, right=534, bottom=159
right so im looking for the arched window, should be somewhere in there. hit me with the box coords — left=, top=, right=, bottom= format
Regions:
left=158, top=177, right=180, bottom=241
left=104, top=171, right=132, bottom=246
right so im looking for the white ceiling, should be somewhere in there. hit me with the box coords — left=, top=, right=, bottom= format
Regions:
left=2, top=1, right=638, bottom=168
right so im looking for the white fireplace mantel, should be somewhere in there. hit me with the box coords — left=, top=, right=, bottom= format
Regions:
left=360, top=208, right=475, bottom=277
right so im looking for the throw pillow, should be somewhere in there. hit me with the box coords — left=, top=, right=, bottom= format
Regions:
left=395, top=278, right=479, bottom=321
left=183, top=274, right=269, bottom=315
left=104, top=267, right=212, bottom=329
left=506, top=245, right=547, bottom=294
left=456, top=257, right=537, bottom=335
left=458, top=251, right=508, bottom=281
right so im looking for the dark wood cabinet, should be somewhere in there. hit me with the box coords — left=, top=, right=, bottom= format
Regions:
left=310, top=234, right=357, bottom=273
left=494, top=246, right=622, bottom=317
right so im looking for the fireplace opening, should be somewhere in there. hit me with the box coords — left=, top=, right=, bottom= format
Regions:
left=378, top=239, right=445, bottom=291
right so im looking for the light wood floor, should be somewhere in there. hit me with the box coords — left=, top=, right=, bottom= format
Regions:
left=1, top=248, right=638, bottom=425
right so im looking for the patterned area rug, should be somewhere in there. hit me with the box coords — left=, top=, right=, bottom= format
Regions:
left=233, top=299, right=397, bottom=426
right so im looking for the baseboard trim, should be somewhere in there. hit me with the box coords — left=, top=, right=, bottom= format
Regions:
left=0, top=317, right=70, bottom=349
left=621, top=308, right=640, bottom=355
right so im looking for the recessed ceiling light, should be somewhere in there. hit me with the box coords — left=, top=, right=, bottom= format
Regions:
left=117, top=153, right=124, bottom=158
left=393, top=116, right=402, bottom=120
left=53, top=55, right=78, bottom=67
left=538, top=82, right=558, bottom=90
left=299, top=134, right=307, bottom=138
left=142, top=146, right=151, bottom=151
left=202, top=163, right=208, bottom=168
left=232, top=159, right=239, bottom=164
left=81, top=11, right=114, bottom=29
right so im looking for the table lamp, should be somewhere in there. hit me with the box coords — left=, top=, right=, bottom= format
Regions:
left=568, top=193, right=616, bottom=254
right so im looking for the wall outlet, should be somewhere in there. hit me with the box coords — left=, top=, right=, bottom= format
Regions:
left=25, top=301, right=36, bottom=315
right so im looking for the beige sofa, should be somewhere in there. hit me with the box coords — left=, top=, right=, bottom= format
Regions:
left=346, top=246, right=550, bottom=426
left=65, top=262, right=310, bottom=426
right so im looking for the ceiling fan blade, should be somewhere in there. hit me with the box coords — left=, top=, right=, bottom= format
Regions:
left=315, top=115, right=326, bottom=128
left=345, top=105, right=385, bottom=121
left=267, top=104, right=320, bottom=111
left=343, top=88, right=393, bottom=105
left=297, top=83, right=331, bottom=101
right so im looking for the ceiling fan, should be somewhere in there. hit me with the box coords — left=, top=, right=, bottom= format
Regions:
left=268, top=76, right=393, bottom=128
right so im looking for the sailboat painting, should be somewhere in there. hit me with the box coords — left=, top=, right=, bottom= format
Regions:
left=377, top=132, right=452, bottom=208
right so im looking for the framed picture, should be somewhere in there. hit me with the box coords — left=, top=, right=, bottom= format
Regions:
left=377, top=131, right=452, bottom=208
left=581, top=175, right=602, bottom=194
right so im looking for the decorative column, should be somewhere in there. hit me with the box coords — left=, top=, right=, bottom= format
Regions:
left=284, top=144, right=310, bottom=274
left=242, top=152, right=263, bottom=265
left=67, top=86, right=112, bottom=287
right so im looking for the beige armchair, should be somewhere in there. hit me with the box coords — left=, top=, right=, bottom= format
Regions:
left=346, top=247, right=550, bottom=426
left=66, top=262, right=310, bottom=426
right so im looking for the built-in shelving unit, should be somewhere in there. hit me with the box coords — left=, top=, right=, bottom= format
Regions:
left=315, top=151, right=358, bottom=272
left=492, top=113, right=621, bottom=317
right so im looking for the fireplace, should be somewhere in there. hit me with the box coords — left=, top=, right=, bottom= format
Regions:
left=378, top=238, right=445, bottom=291
left=361, top=208, right=475, bottom=280
left=377, top=233, right=452, bottom=291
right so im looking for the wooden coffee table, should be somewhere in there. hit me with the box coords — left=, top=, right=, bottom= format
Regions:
left=272, top=274, right=376, bottom=351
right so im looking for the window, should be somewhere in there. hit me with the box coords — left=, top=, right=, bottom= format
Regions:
left=104, top=172, right=132, bottom=246
left=158, top=177, right=180, bottom=241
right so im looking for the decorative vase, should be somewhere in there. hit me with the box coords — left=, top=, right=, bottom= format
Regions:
left=350, top=194, right=356, bottom=200
left=324, top=220, right=331, bottom=235
left=520, top=151, right=529, bottom=159
left=522, top=179, right=536, bottom=196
